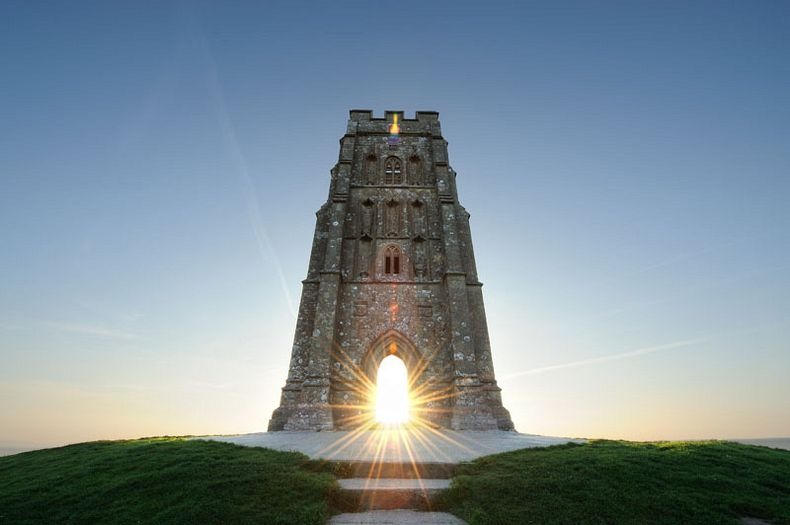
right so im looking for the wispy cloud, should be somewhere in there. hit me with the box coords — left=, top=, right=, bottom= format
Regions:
left=634, top=243, right=733, bottom=274
left=46, top=322, right=138, bottom=340
left=500, top=338, right=707, bottom=380
left=188, top=11, right=297, bottom=319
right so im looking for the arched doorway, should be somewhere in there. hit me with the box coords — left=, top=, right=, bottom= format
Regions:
left=375, top=354, right=410, bottom=424
left=362, top=330, right=423, bottom=426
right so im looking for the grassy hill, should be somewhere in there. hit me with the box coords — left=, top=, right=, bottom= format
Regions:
left=0, top=438, right=336, bottom=524
left=0, top=437, right=788, bottom=524
left=438, top=440, right=790, bottom=525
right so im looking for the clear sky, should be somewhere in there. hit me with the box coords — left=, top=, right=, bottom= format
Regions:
left=1, top=1, right=789, bottom=449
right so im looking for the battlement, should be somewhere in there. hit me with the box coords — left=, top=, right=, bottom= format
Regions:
left=349, top=110, right=439, bottom=122
left=347, top=110, right=441, bottom=136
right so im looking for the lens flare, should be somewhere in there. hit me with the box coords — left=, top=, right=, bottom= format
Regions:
left=375, top=355, right=410, bottom=424
left=389, top=114, right=400, bottom=135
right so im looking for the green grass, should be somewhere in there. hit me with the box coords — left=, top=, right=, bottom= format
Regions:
left=0, top=438, right=337, bottom=525
left=437, top=440, right=790, bottom=525
left=2, top=438, right=788, bottom=524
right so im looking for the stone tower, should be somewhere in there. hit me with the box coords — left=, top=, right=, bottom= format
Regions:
left=268, top=110, right=514, bottom=431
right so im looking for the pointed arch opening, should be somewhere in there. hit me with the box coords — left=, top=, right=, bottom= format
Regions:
left=384, top=156, right=402, bottom=184
left=375, top=354, right=410, bottom=425
left=363, top=330, right=422, bottom=427
left=384, top=245, right=401, bottom=275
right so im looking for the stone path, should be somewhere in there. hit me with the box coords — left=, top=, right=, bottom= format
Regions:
left=201, top=429, right=583, bottom=462
left=200, top=430, right=582, bottom=524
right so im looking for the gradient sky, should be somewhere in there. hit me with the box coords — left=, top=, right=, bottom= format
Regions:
left=1, top=1, right=789, bottom=449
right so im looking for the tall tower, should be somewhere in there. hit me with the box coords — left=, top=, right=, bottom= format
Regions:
left=268, top=110, right=514, bottom=431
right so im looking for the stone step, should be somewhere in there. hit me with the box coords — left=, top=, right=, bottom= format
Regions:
left=339, top=478, right=451, bottom=490
left=329, top=461, right=457, bottom=479
left=336, top=478, right=451, bottom=511
left=329, top=510, right=467, bottom=524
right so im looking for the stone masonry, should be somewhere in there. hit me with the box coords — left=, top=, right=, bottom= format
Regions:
left=268, top=110, right=514, bottom=431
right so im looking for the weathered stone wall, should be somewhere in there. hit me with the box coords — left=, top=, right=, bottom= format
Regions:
left=268, top=110, right=514, bottom=431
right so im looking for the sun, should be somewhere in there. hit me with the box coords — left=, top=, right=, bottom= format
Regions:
left=375, top=354, right=410, bottom=425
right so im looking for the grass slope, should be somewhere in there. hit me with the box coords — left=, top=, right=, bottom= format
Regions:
left=2, top=438, right=788, bottom=524
left=438, top=440, right=790, bottom=525
left=0, top=438, right=336, bottom=525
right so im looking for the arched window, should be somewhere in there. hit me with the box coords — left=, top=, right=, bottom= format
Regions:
left=384, top=245, right=401, bottom=275
left=384, top=157, right=402, bottom=184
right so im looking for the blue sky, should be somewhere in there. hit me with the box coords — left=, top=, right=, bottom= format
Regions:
left=1, top=1, right=789, bottom=447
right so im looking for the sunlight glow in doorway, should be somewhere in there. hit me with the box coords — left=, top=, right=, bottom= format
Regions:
left=375, top=355, right=410, bottom=425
